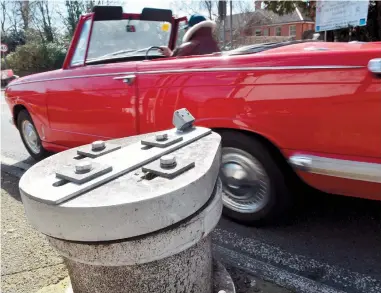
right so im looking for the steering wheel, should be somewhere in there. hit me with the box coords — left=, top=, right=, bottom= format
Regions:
left=145, top=46, right=163, bottom=60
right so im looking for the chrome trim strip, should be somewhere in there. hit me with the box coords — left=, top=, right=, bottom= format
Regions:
left=289, top=154, right=381, bottom=183
left=10, top=72, right=135, bottom=86
left=9, top=65, right=364, bottom=86
left=51, top=128, right=113, bottom=139
left=136, top=65, right=364, bottom=75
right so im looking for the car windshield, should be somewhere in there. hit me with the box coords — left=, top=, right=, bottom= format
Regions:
left=87, top=19, right=172, bottom=60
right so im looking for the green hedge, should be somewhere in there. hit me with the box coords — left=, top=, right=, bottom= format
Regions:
left=6, top=42, right=67, bottom=76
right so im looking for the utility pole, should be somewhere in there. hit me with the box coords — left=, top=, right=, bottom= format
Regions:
left=230, top=0, right=233, bottom=48
left=218, top=1, right=227, bottom=48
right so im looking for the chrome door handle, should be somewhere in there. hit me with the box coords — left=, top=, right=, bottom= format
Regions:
left=114, top=74, right=136, bottom=85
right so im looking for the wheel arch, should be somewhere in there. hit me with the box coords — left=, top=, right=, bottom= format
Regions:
left=212, top=127, right=303, bottom=188
left=13, top=104, right=28, bottom=126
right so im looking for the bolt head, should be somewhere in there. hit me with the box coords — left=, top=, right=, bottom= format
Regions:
left=92, top=140, right=106, bottom=151
left=156, top=133, right=168, bottom=141
left=160, top=154, right=177, bottom=168
left=75, top=161, right=92, bottom=174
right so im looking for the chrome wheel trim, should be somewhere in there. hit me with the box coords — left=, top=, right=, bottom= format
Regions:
left=220, top=147, right=271, bottom=213
left=21, top=120, right=41, bottom=154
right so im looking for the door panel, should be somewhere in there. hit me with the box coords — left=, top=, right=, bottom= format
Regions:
left=136, top=51, right=381, bottom=199
left=136, top=55, right=381, bottom=159
left=47, top=62, right=138, bottom=147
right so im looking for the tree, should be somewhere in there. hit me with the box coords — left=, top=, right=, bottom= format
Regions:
left=63, top=1, right=87, bottom=37
left=171, top=0, right=220, bottom=20
left=2, top=1, right=21, bottom=34
left=0, top=0, right=7, bottom=34
left=263, top=1, right=316, bottom=21
left=17, top=0, right=31, bottom=30
left=33, top=0, right=55, bottom=42
left=0, top=0, right=27, bottom=53
left=59, top=0, right=125, bottom=38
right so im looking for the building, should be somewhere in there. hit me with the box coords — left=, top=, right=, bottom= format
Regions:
left=222, top=0, right=315, bottom=45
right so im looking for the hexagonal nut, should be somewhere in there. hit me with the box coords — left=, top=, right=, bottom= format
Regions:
left=92, top=140, right=106, bottom=151
left=160, top=154, right=177, bottom=168
left=155, top=133, right=168, bottom=141
left=172, top=108, right=195, bottom=131
left=75, top=161, right=92, bottom=174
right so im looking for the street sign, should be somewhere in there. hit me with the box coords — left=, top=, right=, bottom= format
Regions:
left=0, top=43, right=8, bottom=53
left=315, top=0, right=369, bottom=32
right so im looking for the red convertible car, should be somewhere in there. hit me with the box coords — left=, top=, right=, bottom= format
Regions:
left=4, top=6, right=381, bottom=224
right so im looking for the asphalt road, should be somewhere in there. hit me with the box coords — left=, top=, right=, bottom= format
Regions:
left=1, top=91, right=35, bottom=166
left=1, top=90, right=381, bottom=293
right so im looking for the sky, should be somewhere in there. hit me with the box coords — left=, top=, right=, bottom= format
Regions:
left=2, top=0, right=255, bottom=34
left=125, top=0, right=175, bottom=14
left=124, top=0, right=255, bottom=17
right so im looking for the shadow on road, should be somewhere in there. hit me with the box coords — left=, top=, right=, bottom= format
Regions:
left=1, top=170, right=22, bottom=202
left=219, top=188, right=381, bottom=280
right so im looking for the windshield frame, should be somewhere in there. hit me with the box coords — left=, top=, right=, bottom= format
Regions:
left=64, top=12, right=179, bottom=69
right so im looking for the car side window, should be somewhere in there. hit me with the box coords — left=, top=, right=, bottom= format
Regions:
left=71, top=19, right=91, bottom=66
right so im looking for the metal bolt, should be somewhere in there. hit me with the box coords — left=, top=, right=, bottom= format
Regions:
left=75, top=161, right=92, bottom=174
left=92, top=140, right=106, bottom=151
left=160, top=155, right=177, bottom=169
left=156, top=133, right=168, bottom=141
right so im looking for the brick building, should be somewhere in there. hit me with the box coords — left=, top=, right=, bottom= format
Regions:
left=222, top=1, right=315, bottom=44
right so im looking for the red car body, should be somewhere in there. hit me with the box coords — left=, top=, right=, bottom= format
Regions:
left=4, top=7, right=381, bottom=223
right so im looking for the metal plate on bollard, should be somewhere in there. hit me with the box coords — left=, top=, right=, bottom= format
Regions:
left=55, top=162, right=112, bottom=184
left=24, top=127, right=211, bottom=205
left=19, top=109, right=222, bottom=241
left=142, top=158, right=195, bottom=179
left=141, top=135, right=183, bottom=148
left=77, top=142, right=121, bottom=158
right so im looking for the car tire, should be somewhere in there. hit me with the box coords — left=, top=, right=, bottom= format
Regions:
left=17, top=110, right=50, bottom=161
left=216, top=130, right=292, bottom=225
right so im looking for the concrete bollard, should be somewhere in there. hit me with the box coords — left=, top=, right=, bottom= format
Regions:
left=19, top=109, right=234, bottom=293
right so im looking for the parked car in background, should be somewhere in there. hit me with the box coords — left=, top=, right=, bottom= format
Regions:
left=4, top=6, right=381, bottom=225
left=1, top=69, right=18, bottom=87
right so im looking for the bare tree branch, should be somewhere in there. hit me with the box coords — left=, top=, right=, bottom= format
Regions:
left=0, top=0, right=7, bottom=34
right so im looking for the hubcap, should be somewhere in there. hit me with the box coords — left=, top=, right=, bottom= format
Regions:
left=220, top=147, right=270, bottom=213
left=21, top=121, right=41, bottom=154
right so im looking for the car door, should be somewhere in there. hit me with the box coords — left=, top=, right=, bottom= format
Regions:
left=47, top=18, right=139, bottom=148
left=137, top=17, right=190, bottom=133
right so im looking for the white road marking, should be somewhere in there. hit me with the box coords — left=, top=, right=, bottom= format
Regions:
left=214, top=244, right=347, bottom=293
left=1, top=156, right=32, bottom=171
left=1, top=164, right=25, bottom=178
left=212, top=228, right=381, bottom=293
left=1, top=155, right=31, bottom=178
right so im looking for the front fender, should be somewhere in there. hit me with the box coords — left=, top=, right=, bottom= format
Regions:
left=6, top=92, right=47, bottom=140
